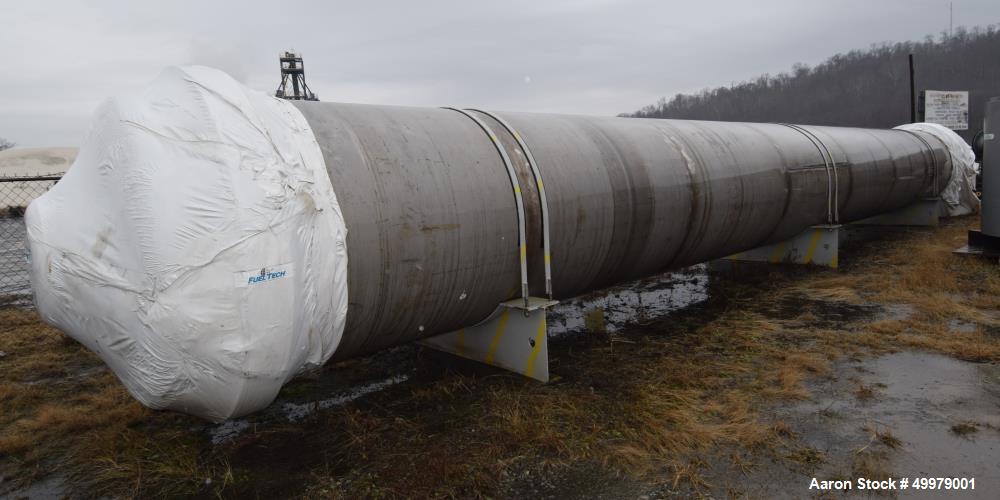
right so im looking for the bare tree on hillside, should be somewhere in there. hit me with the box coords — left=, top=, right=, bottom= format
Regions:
left=623, top=24, right=1000, bottom=143
left=0, top=137, right=13, bottom=151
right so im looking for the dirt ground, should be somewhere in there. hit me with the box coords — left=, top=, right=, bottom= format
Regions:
left=1, top=216, right=998, bottom=499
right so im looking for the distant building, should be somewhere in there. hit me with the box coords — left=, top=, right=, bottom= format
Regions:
left=0, top=147, right=78, bottom=177
left=0, top=147, right=77, bottom=211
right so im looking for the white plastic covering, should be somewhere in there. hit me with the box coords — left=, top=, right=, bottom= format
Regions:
left=895, top=122, right=980, bottom=216
left=25, top=66, right=348, bottom=422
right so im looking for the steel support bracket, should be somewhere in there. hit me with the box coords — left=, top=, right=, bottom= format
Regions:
left=725, top=225, right=841, bottom=268
left=420, top=297, right=558, bottom=382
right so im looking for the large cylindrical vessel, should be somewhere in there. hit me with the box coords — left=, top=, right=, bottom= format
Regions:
left=293, top=102, right=952, bottom=360
left=25, top=67, right=954, bottom=420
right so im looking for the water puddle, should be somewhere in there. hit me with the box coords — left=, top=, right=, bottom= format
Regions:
left=281, top=373, right=411, bottom=422
left=745, top=351, right=1000, bottom=498
left=210, top=373, right=411, bottom=444
left=547, top=264, right=709, bottom=336
left=1, top=475, right=67, bottom=499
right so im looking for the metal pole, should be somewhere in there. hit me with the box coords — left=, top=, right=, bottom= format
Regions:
left=909, top=54, right=917, bottom=123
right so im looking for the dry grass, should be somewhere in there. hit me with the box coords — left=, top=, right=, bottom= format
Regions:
left=950, top=421, right=980, bottom=436
left=850, top=427, right=897, bottom=490
left=859, top=424, right=903, bottom=450
left=0, top=308, right=226, bottom=497
left=853, top=382, right=878, bottom=401
left=302, top=215, right=1000, bottom=495
left=0, top=216, right=997, bottom=498
left=876, top=429, right=902, bottom=449
left=851, top=450, right=893, bottom=482
left=785, top=446, right=825, bottom=470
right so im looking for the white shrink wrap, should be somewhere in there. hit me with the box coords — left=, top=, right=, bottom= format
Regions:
left=25, top=66, right=349, bottom=422
left=895, top=122, right=980, bottom=216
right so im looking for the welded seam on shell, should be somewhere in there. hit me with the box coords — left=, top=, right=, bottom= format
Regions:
left=896, top=129, right=944, bottom=196
left=655, top=124, right=706, bottom=269
left=568, top=118, right=637, bottom=290
left=745, top=123, right=795, bottom=247
left=860, top=129, right=899, bottom=216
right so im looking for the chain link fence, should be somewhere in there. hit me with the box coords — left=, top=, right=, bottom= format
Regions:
left=1, top=174, right=61, bottom=305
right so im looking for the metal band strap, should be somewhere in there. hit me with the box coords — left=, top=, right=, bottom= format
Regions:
left=467, top=109, right=553, bottom=299
left=801, top=126, right=841, bottom=223
left=443, top=107, right=531, bottom=308
left=780, top=123, right=832, bottom=223
left=782, top=124, right=840, bottom=224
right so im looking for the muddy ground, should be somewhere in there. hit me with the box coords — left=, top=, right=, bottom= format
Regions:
left=1, top=216, right=998, bottom=499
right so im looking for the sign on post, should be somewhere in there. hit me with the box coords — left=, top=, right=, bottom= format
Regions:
left=923, top=90, right=969, bottom=130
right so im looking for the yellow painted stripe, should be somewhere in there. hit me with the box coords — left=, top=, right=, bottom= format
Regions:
left=543, top=252, right=551, bottom=264
left=514, top=131, right=522, bottom=141
left=830, top=253, right=839, bottom=269
left=537, top=180, right=544, bottom=191
left=514, top=185, right=521, bottom=194
left=803, top=229, right=823, bottom=264
left=456, top=328, right=466, bottom=356
left=525, top=317, right=546, bottom=378
left=520, top=245, right=527, bottom=261
left=769, top=241, right=788, bottom=263
left=484, top=310, right=511, bottom=364
left=489, top=133, right=497, bottom=141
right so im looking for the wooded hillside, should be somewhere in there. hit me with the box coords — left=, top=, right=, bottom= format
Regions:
left=624, top=25, right=1000, bottom=142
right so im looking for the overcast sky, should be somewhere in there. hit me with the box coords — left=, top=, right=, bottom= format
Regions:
left=2, top=0, right=996, bottom=147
